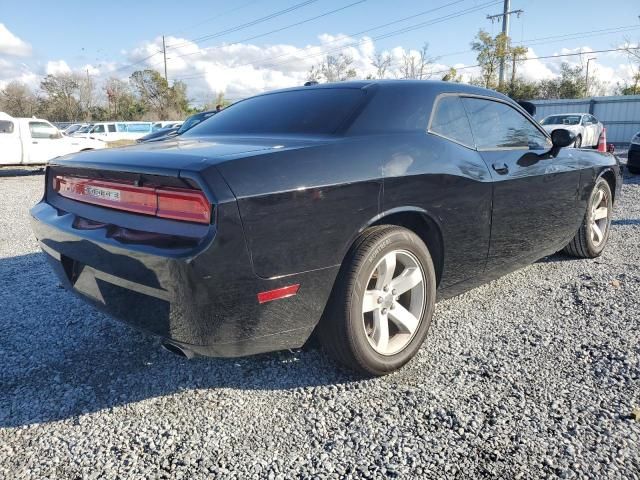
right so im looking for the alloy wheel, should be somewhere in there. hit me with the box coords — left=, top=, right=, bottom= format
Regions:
left=361, top=249, right=426, bottom=356
left=590, top=186, right=610, bottom=247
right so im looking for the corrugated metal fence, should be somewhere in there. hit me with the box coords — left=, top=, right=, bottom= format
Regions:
left=527, top=95, right=640, bottom=146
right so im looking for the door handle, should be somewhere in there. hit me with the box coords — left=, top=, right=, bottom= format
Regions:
left=492, top=162, right=509, bottom=175
left=32, top=141, right=38, bottom=144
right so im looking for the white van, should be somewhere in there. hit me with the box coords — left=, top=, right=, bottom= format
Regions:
left=0, top=112, right=105, bottom=165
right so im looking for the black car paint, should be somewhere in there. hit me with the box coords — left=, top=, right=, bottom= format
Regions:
left=136, top=126, right=180, bottom=143
left=30, top=81, right=623, bottom=357
left=628, top=141, right=640, bottom=171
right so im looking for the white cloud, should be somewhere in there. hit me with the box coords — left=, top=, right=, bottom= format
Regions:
left=2, top=32, right=639, bottom=103
left=46, top=60, right=71, bottom=76
left=0, top=24, right=32, bottom=57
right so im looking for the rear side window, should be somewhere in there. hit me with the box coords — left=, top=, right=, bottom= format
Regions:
left=0, top=120, right=14, bottom=133
left=93, top=125, right=106, bottom=133
left=429, top=96, right=474, bottom=148
left=348, top=87, right=432, bottom=134
left=108, top=124, right=116, bottom=132
left=462, top=97, right=550, bottom=150
left=187, top=89, right=365, bottom=136
left=29, top=121, right=60, bottom=139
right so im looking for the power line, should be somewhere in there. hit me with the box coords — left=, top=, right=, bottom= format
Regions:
left=168, top=0, right=263, bottom=37
left=113, top=50, right=164, bottom=73
left=174, top=0, right=499, bottom=81
left=425, top=24, right=640, bottom=62
left=166, top=0, right=320, bottom=50
left=401, top=46, right=640, bottom=79
left=158, top=0, right=368, bottom=64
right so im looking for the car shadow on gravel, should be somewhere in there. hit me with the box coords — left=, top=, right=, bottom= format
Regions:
left=0, top=167, right=45, bottom=177
left=0, top=253, right=357, bottom=428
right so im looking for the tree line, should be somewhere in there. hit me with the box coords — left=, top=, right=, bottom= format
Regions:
left=0, top=69, right=198, bottom=122
left=2, top=29, right=638, bottom=121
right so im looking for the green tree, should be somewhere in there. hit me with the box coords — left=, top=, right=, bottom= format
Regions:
left=0, top=81, right=39, bottom=117
left=129, top=69, right=189, bottom=119
left=307, top=53, right=358, bottom=83
left=471, top=30, right=509, bottom=89
left=40, top=74, right=82, bottom=121
left=538, top=63, right=586, bottom=99
left=441, top=67, right=462, bottom=82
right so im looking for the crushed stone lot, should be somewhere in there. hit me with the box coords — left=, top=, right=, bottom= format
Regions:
left=0, top=168, right=639, bottom=479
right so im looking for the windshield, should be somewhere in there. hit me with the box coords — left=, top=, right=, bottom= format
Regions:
left=540, top=115, right=582, bottom=126
left=185, top=88, right=366, bottom=137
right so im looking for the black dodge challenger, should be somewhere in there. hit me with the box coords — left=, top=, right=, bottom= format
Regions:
left=31, top=81, right=622, bottom=375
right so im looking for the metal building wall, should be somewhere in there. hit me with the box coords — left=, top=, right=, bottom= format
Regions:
left=528, top=95, right=640, bottom=146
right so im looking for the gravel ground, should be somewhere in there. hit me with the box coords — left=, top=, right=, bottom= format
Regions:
left=0, top=167, right=639, bottom=479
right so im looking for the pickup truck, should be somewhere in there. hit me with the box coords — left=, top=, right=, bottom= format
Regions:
left=0, top=112, right=105, bottom=165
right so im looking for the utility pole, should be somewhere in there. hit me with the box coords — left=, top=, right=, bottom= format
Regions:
left=162, top=35, right=168, bottom=83
left=585, top=57, right=597, bottom=97
left=487, top=0, right=524, bottom=87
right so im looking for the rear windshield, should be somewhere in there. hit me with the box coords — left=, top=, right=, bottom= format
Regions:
left=185, top=88, right=365, bottom=136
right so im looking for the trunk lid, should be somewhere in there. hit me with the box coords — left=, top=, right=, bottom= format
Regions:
left=50, top=136, right=329, bottom=175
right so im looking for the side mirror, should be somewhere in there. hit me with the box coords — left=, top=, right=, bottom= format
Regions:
left=550, top=128, right=575, bottom=156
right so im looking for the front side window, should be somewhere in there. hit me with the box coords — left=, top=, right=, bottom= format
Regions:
left=29, top=121, right=61, bottom=139
left=92, top=125, right=106, bottom=133
left=186, top=88, right=365, bottom=136
left=429, top=96, right=474, bottom=148
left=462, top=97, right=550, bottom=150
left=107, top=124, right=116, bottom=132
left=0, top=120, right=14, bottom=134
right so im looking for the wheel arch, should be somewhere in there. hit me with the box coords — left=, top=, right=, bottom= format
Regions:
left=350, top=207, right=445, bottom=287
left=599, top=168, right=617, bottom=203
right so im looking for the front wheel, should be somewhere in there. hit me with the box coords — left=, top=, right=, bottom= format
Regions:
left=563, top=178, right=612, bottom=258
left=318, top=226, right=436, bottom=376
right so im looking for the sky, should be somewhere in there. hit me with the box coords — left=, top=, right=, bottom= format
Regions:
left=1, top=0, right=639, bottom=104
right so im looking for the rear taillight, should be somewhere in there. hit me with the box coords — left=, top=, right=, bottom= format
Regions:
left=53, top=175, right=211, bottom=224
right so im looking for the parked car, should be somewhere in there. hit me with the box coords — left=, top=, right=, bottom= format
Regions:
left=138, top=110, right=215, bottom=143
left=152, top=121, right=183, bottom=132
left=71, top=124, right=94, bottom=136
left=1, top=112, right=104, bottom=165
left=30, top=81, right=622, bottom=375
left=63, top=123, right=89, bottom=136
left=136, top=126, right=181, bottom=143
left=539, top=113, right=604, bottom=148
left=628, top=131, right=640, bottom=174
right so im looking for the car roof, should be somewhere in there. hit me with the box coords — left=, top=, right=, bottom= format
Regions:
left=247, top=79, right=512, bottom=105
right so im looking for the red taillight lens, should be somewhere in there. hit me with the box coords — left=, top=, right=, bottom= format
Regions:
left=53, top=175, right=211, bottom=224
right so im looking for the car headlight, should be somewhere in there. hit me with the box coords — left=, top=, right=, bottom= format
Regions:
left=631, top=134, right=640, bottom=145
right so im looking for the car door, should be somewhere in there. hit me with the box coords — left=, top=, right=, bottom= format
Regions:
left=461, top=96, right=582, bottom=272
left=0, top=118, right=21, bottom=165
left=26, top=121, right=65, bottom=164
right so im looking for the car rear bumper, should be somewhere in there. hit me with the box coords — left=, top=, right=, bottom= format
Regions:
left=30, top=198, right=338, bottom=357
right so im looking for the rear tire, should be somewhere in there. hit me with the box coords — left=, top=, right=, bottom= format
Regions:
left=318, top=226, right=436, bottom=376
left=563, top=178, right=612, bottom=258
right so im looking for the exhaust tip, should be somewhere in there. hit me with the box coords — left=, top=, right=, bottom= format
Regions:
left=161, top=341, right=193, bottom=359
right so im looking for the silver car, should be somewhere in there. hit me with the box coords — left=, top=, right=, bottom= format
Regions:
left=539, top=113, right=604, bottom=148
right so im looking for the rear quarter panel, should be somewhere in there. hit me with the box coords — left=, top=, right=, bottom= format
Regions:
left=215, top=137, right=383, bottom=279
